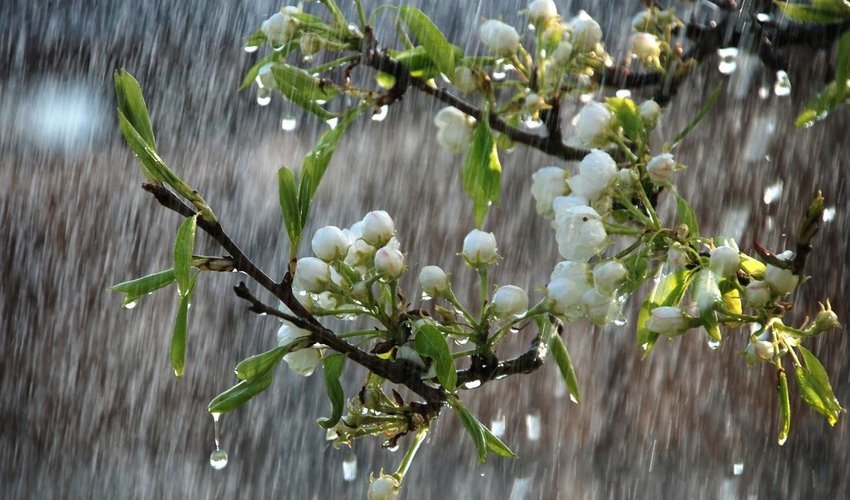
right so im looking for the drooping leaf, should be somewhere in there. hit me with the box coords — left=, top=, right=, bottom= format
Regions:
left=318, top=353, right=347, bottom=429
left=482, top=424, right=517, bottom=458
left=673, top=190, right=699, bottom=237
left=173, top=214, right=198, bottom=297
left=669, top=83, right=722, bottom=149
left=278, top=166, right=302, bottom=254
left=795, top=346, right=844, bottom=425
left=451, top=399, right=488, bottom=463
left=548, top=332, right=582, bottom=405
left=297, top=106, right=367, bottom=230
left=414, top=323, right=457, bottom=392
left=397, top=6, right=456, bottom=77
left=777, top=369, right=791, bottom=445
left=110, top=268, right=176, bottom=306
left=170, top=290, right=192, bottom=378
left=462, top=116, right=502, bottom=227
left=114, top=69, right=156, bottom=149
left=239, top=50, right=290, bottom=91
left=208, top=366, right=276, bottom=414
left=235, top=346, right=288, bottom=381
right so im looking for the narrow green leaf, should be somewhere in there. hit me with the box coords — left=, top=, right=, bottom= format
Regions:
left=114, top=70, right=156, bottom=149
left=239, top=51, right=286, bottom=91
left=270, top=64, right=338, bottom=120
left=278, top=166, right=302, bottom=253
left=451, top=400, right=488, bottom=463
left=775, top=1, right=849, bottom=23
left=796, top=346, right=844, bottom=424
left=170, top=291, right=191, bottom=377
left=673, top=191, right=699, bottom=237
left=670, top=83, right=722, bottom=149
left=208, top=367, right=276, bottom=414
left=777, top=370, right=791, bottom=445
left=462, top=116, right=502, bottom=227
left=482, top=424, right=517, bottom=458
left=117, top=110, right=165, bottom=182
left=110, top=268, right=176, bottom=306
left=397, top=6, right=456, bottom=77
left=235, top=346, right=288, bottom=381
left=414, top=323, right=457, bottom=392
left=173, top=214, right=198, bottom=296
left=297, top=106, right=367, bottom=230
left=318, top=353, right=347, bottom=429
left=548, top=333, right=582, bottom=405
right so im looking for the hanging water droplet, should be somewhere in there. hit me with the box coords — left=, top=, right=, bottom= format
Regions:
left=371, top=105, right=388, bottom=122
left=491, top=413, right=506, bottom=437
left=733, top=462, right=744, bottom=475
left=492, top=59, right=507, bottom=80
left=717, top=47, right=739, bottom=75
left=281, top=116, right=297, bottom=131
left=257, top=88, right=272, bottom=106
left=569, top=394, right=579, bottom=404
left=463, top=380, right=482, bottom=389
left=707, top=338, right=721, bottom=350
left=452, top=335, right=468, bottom=346
left=243, top=45, right=259, bottom=53
left=210, top=449, right=228, bottom=470
left=763, top=180, right=784, bottom=205
left=325, top=117, right=339, bottom=129
left=342, top=453, right=357, bottom=481
left=774, top=70, right=791, bottom=96
left=123, top=300, right=138, bottom=310
left=525, top=412, right=541, bottom=441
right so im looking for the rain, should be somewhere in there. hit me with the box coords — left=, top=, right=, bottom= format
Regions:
left=2, top=0, right=848, bottom=498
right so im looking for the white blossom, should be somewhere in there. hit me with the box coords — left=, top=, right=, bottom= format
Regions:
left=573, top=101, right=613, bottom=147
left=551, top=41, right=573, bottom=65
left=479, top=19, right=520, bottom=56
left=419, top=265, right=449, bottom=297
left=552, top=194, right=589, bottom=214
left=345, top=239, right=376, bottom=269
left=638, top=99, right=661, bottom=129
left=710, top=245, right=740, bottom=278
left=284, top=347, right=322, bottom=376
left=295, top=257, right=331, bottom=293
left=374, top=246, right=404, bottom=279
left=745, top=280, right=771, bottom=308
left=546, top=278, right=588, bottom=319
left=361, top=210, right=395, bottom=246
left=568, top=149, right=617, bottom=201
left=492, top=285, right=529, bottom=317
left=311, top=226, right=351, bottom=262
left=593, top=260, right=628, bottom=293
left=261, top=7, right=300, bottom=45
left=452, top=66, right=478, bottom=93
left=646, top=306, right=689, bottom=337
left=582, top=288, right=620, bottom=326
left=553, top=205, right=608, bottom=261
left=567, top=10, right=602, bottom=52
left=746, top=339, right=775, bottom=362
left=462, top=229, right=499, bottom=266
left=434, top=107, right=475, bottom=153
left=531, top=166, right=568, bottom=217
left=646, top=153, right=678, bottom=185
left=765, top=264, right=798, bottom=295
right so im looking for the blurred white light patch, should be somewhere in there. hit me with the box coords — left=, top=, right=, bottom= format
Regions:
left=823, top=206, right=836, bottom=222
left=19, top=79, right=106, bottom=151
left=763, top=181, right=784, bottom=204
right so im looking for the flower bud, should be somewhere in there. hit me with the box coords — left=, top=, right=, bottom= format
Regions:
left=746, top=339, right=775, bottom=362
left=283, top=347, right=322, bottom=376
left=311, top=226, right=351, bottom=262
left=546, top=278, right=586, bottom=319
left=568, top=149, right=617, bottom=201
left=261, top=7, right=299, bottom=45
left=814, top=302, right=840, bottom=332
left=277, top=323, right=311, bottom=348
left=553, top=205, right=608, bottom=261
left=345, top=239, right=376, bottom=269
left=745, top=280, right=771, bottom=308
left=361, top=210, right=395, bottom=246
left=764, top=264, right=798, bottom=295
left=551, top=41, right=573, bottom=65
left=492, top=285, right=529, bottom=317
left=419, top=265, right=449, bottom=297
left=646, top=306, right=688, bottom=337
left=646, top=153, right=677, bottom=185
left=295, top=257, right=331, bottom=293
left=629, top=32, right=661, bottom=63
left=567, top=10, right=602, bottom=52
left=632, top=11, right=653, bottom=32
left=299, top=33, right=323, bottom=56
left=582, top=288, right=620, bottom=326
left=452, top=66, right=479, bottom=93
left=462, top=229, right=499, bottom=267
left=374, top=246, right=404, bottom=279
left=638, top=99, right=661, bottom=129
left=368, top=474, right=400, bottom=500
left=530, top=166, right=568, bottom=217
left=710, top=245, right=740, bottom=278
left=593, top=260, right=628, bottom=293
left=479, top=19, right=520, bottom=56
left=694, top=269, right=722, bottom=313
left=528, top=0, right=558, bottom=21
left=573, top=101, right=613, bottom=147
left=434, top=107, right=475, bottom=153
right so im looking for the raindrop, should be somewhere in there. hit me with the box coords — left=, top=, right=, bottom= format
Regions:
left=492, top=59, right=507, bottom=80
left=123, top=301, right=138, bottom=310
left=243, top=45, right=259, bottom=53
left=778, top=435, right=787, bottom=446
left=463, top=380, right=482, bottom=389
left=717, top=47, right=738, bottom=75
left=733, top=462, right=744, bottom=475
left=326, top=117, right=339, bottom=129
left=569, top=394, right=579, bottom=404
left=615, top=89, right=631, bottom=98
left=342, top=453, right=357, bottom=481
left=257, top=89, right=272, bottom=106
left=707, top=338, right=720, bottom=350
left=281, top=116, right=297, bottom=131
left=823, top=206, right=836, bottom=222
left=763, top=181, right=784, bottom=205
left=756, top=13, right=772, bottom=23
left=525, top=412, right=541, bottom=441
left=774, top=70, right=791, bottom=96
left=209, top=449, right=228, bottom=470
left=371, top=105, right=389, bottom=122
left=527, top=23, right=535, bottom=31
left=758, top=86, right=770, bottom=99
left=491, top=413, right=506, bottom=437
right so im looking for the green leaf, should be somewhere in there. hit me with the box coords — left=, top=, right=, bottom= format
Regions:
left=239, top=50, right=290, bottom=91
left=173, top=214, right=198, bottom=297
left=110, top=268, right=176, bottom=306
left=208, top=366, right=276, bottom=414
left=297, top=106, right=367, bottom=230
left=777, top=370, right=791, bottom=445
left=605, top=97, right=645, bottom=145
left=548, top=332, right=582, bottom=405
left=270, top=64, right=339, bottom=120
left=795, top=346, right=844, bottom=425
left=482, top=424, right=517, bottom=458
left=278, top=166, right=302, bottom=254
left=318, top=353, right=347, bottom=429
left=637, top=267, right=695, bottom=355
left=673, top=191, right=699, bottom=237
left=669, top=83, right=722, bottom=149
left=739, top=255, right=766, bottom=279
left=462, top=116, right=502, bottom=227
left=451, top=399, right=488, bottom=463
left=235, top=346, right=288, bottom=381
left=170, top=290, right=192, bottom=377
left=795, top=30, right=850, bottom=127
left=397, top=6, right=456, bottom=77
left=775, top=1, right=850, bottom=23
left=114, top=69, right=156, bottom=149
left=414, top=323, right=457, bottom=392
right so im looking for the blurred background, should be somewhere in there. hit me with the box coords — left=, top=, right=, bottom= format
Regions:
left=1, top=0, right=848, bottom=498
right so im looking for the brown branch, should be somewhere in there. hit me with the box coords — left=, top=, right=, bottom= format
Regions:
left=456, top=336, right=546, bottom=387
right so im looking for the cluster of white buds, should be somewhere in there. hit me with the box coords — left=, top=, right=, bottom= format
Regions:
left=434, top=107, right=475, bottom=153
left=260, top=6, right=301, bottom=46
left=479, top=19, right=520, bottom=56
left=545, top=258, right=625, bottom=326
